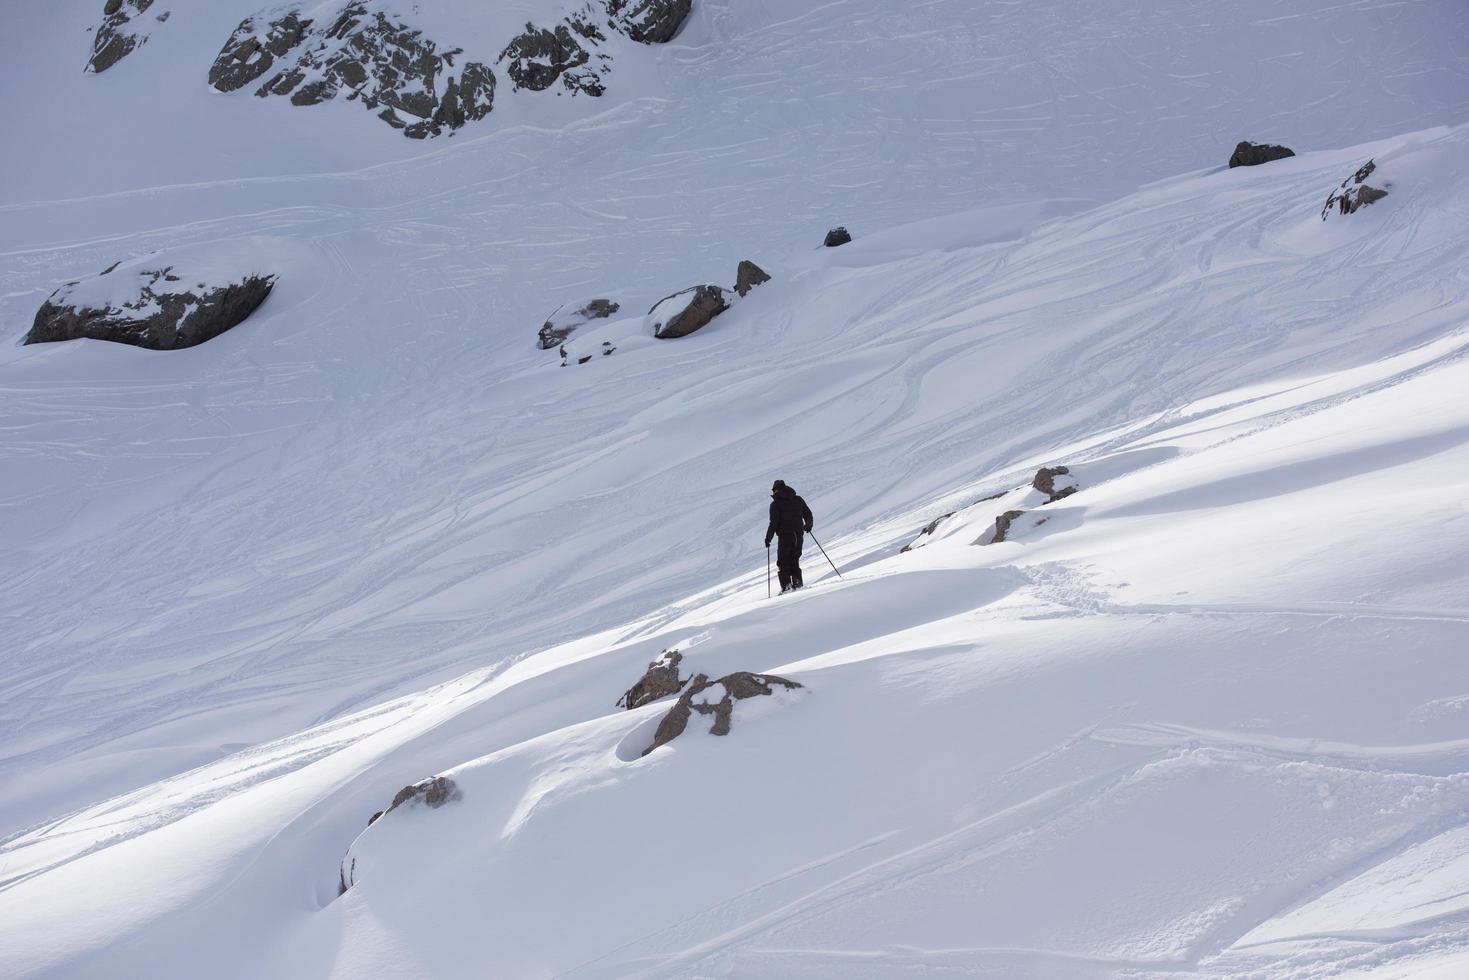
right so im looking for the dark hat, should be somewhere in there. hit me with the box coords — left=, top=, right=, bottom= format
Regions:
left=772, top=479, right=787, bottom=492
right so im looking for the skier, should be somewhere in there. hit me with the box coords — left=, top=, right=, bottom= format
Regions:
left=764, top=480, right=814, bottom=593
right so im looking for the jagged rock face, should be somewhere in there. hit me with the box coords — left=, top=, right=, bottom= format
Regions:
left=1032, top=465, right=1077, bottom=503
left=88, top=0, right=163, bottom=74
left=1323, top=159, right=1389, bottom=220
left=824, top=227, right=852, bottom=247
left=1229, top=141, right=1295, bottom=168
left=211, top=3, right=496, bottom=140
left=617, top=649, right=686, bottom=710
left=650, top=284, right=729, bottom=339
left=608, top=0, right=693, bottom=44
left=983, top=510, right=1026, bottom=545
left=26, top=263, right=276, bottom=351
left=643, top=671, right=803, bottom=755
left=539, top=297, right=621, bottom=349
left=734, top=260, right=771, bottom=297
left=501, top=16, right=608, bottom=96
left=208, top=11, right=314, bottom=93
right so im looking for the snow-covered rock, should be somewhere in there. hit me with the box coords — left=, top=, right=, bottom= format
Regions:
left=734, top=259, right=771, bottom=297
left=25, top=246, right=276, bottom=350
left=608, top=0, right=692, bottom=44
left=87, top=0, right=169, bottom=74
left=649, top=283, right=729, bottom=339
left=642, top=671, right=803, bottom=755
left=1032, top=465, right=1078, bottom=503
left=500, top=13, right=609, bottom=96
left=616, top=648, right=686, bottom=709
left=537, top=297, right=619, bottom=349
left=1322, top=158, right=1390, bottom=220
left=823, top=226, right=852, bottom=247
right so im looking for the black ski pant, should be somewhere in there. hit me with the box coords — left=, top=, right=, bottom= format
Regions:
left=776, top=532, right=804, bottom=590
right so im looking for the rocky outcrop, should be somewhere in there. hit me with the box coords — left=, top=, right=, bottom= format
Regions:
left=650, top=285, right=730, bottom=339
left=539, top=298, right=620, bottom=349
left=901, top=512, right=953, bottom=553
left=734, top=260, right=771, bottom=297
left=501, top=15, right=608, bottom=96
left=983, top=510, right=1026, bottom=545
left=88, top=0, right=165, bottom=74
left=208, top=10, right=314, bottom=93
left=25, top=261, right=276, bottom=351
left=643, top=672, right=803, bottom=755
left=608, top=0, right=694, bottom=44
left=1228, top=141, right=1295, bottom=168
left=367, top=774, right=462, bottom=827
left=1322, top=159, right=1389, bottom=220
left=1032, top=466, right=1077, bottom=503
left=824, top=227, right=853, bottom=248
left=210, top=3, right=496, bottom=139
left=617, top=649, right=687, bottom=710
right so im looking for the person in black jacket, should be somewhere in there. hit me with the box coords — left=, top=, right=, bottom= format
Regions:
left=765, top=480, right=814, bottom=593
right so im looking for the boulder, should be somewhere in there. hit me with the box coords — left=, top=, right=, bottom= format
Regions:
left=538, top=297, right=620, bottom=349
left=608, top=0, right=693, bottom=44
left=1228, top=141, right=1295, bottom=168
left=643, top=672, right=803, bottom=756
left=1032, top=465, right=1077, bottom=503
left=88, top=0, right=161, bottom=74
left=650, top=285, right=730, bottom=339
left=617, top=649, right=686, bottom=709
left=824, top=227, right=853, bottom=248
left=212, top=2, right=496, bottom=140
left=983, top=510, right=1026, bottom=545
left=25, top=256, right=276, bottom=351
left=500, top=15, right=609, bottom=96
left=734, top=260, right=771, bottom=297
left=1322, top=159, right=1389, bottom=220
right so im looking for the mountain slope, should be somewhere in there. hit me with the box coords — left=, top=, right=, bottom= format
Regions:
left=1, top=124, right=1467, bottom=978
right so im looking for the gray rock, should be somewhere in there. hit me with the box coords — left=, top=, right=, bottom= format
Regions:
left=539, top=297, right=621, bottom=349
left=823, top=227, right=852, bottom=247
left=1322, top=159, right=1389, bottom=220
left=500, top=16, right=608, bottom=96
left=900, top=512, right=954, bottom=553
left=88, top=0, right=159, bottom=74
left=617, top=649, right=686, bottom=710
left=386, top=775, right=460, bottom=813
left=983, top=510, right=1026, bottom=545
left=608, top=0, right=693, bottom=44
left=1229, top=141, right=1296, bottom=168
left=25, top=265, right=276, bottom=351
left=1032, top=465, right=1077, bottom=503
left=650, top=285, right=730, bottom=339
left=208, top=10, right=313, bottom=93
left=643, top=671, right=803, bottom=755
left=734, top=260, right=771, bottom=297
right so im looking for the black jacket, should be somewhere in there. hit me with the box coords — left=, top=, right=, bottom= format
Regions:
left=766, top=486, right=813, bottom=544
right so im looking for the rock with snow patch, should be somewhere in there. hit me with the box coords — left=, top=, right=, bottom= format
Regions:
left=25, top=254, right=276, bottom=351
left=500, top=15, right=609, bottom=96
left=88, top=0, right=167, bottom=74
left=734, top=260, right=771, bottom=297
left=617, top=649, right=687, bottom=710
left=901, top=512, right=954, bottom=553
left=1228, top=141, right=1295, bottom=168
left=208, top=10, right=314, bottom=93
left=643, top=672, right=803, bottom=755
left=980, top=510, right=1026, bottom=545
left=539, top=298, right=620, bottom=349
left=608, top=0, right=693, bottom=44
left=1322, top=159, right=1389, bottom=220
left=1032, top=465, right=1078, bottom=503
left=823, top=227, right=853, bottom=247
left=650, top=285, right=730, bottom=339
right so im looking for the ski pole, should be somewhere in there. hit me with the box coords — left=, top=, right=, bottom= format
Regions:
left=767, top=545, right=772, bottom=598
left=808, top=532, right=843, bottom=579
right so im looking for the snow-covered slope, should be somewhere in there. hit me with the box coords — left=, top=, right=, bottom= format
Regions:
left=2, top=0, right=1469, bottom=975
left=3, top=124, right=1469, bottom=977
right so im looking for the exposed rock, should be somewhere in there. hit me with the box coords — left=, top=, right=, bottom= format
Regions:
left=1322, top=159, right=1389, bottom=220
left=25, top=260, right=276, bottom=351
left=539, top=297, right=620, bottom=349
left=983, top=510, right=1026, bottom=545
left=208, top=11, right=314, bottom=93
left=386, top=775, right=461, bottom=814
left=824, top=227, right=853, bottom=248
left=1228, top=141, right=1295, bottom=168
left=1032, top=465, right=1077, bottom=503
left=617, top=649, right=686, bottom=709
left=901, top=512, right=954, bottom=553
left=608, top=0, right=694, bottom=44
left=500, top=16, right=608, bottom=96
left=88, top=0, right=162, bottom=74
left=734, top=260, right=771, bottom=298
left=650, top=285, right=730, bottom=339
left=212, top=3, right=496, bottom=139
left=643, top=671, right=803, bottom=755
